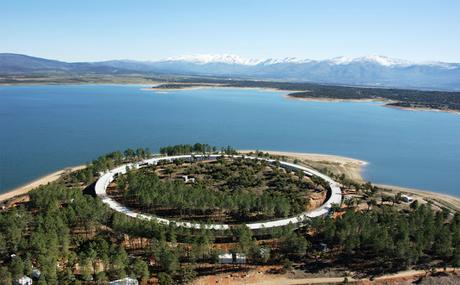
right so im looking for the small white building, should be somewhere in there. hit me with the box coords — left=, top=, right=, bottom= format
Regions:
left=218, top=253, right=246, bottom=264
left=109, top=278, right=139, bottom=285
left=401, top=194, right=414, bottom=203
left=182, top=175, right=196, bottom=183
left=14, top=276, right=32, bottom=285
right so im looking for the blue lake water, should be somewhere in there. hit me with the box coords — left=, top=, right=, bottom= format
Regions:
left=0, top=84, right=459, bottom=196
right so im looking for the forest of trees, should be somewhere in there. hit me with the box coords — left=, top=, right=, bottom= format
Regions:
left=1, top=145, right=459, bottom=284
left=0, top=180, right=309, bottom=284
left=3, top=180, right=458, bottom=283
left=0, top=184, right=137, bottom=284
left=67, top=147, right=152, bottom=185
left=159, top=143, right=236, bottom=156
left=116, top=157, right=312, bottom=222
left=311, top=204, right=460, bottom=275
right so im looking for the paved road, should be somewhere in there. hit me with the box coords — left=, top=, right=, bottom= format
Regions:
left=95, top=154, right=342, bottom=230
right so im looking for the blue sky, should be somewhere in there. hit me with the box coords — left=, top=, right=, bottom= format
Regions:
left=2, top=0, right=459, bottom=62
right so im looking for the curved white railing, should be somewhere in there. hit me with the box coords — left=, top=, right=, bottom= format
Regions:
left=95, top=154, right=342, bottom=230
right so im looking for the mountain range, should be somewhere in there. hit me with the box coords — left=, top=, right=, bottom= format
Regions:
left=1, top=53, right=459, bottom=90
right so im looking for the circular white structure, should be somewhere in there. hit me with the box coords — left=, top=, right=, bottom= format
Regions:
left=95, top=154, right=342, bottom=230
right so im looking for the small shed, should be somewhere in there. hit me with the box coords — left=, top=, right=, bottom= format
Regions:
left=182, top=175, right=196, bottom=183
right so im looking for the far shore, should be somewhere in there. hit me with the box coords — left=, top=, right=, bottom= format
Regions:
left=286, top=95, right=460, bottom=115
left=384, top=103, right=460, bottom=115
left=2, top=81, right=458, bottom=115
left=142, top=84, right=294, bottom=93
left=284, top=94, right=391, bottom=104
left=1, top=151, right=459, bottom=212
left=0, top=165, right=86, bottom=203
left=145, top=84, right=460, bottom=115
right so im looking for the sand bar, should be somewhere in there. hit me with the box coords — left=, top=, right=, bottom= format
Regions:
left=0, top=165, right=85, bottom=203
left=142, top=84, right=296, bottom=93
left=242, top=150, right=367, bottom=182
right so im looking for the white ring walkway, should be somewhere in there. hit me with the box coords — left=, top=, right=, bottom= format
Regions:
left=95, top=154, right=342, bottom=230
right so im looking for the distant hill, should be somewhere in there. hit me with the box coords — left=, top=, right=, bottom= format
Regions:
left=0, top=53, right=71, bottom=73
left=0, top=53, right=136, bottom=75
left=1, top=53, right=460, bottom=90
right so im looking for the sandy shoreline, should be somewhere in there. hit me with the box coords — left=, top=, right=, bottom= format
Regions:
left=5, top=81, right=457, bottom=115
left=145, top=85, right=460, bottom=115
left=247, top=150, right=460, bottom=212
left=286, top=95, right=460, bottom=115
left=242, top=150, right=367, bottom=183
left=0, top=165, right=86, bottom=203
left=376, top=183, right=460, bottom=212
left=142, top=86, right=293, bottom=93
left=151, top=83, right=460, bottom=116
left=284, top=94, right=390, bottom=104
left=384, top=104, right=460, bottom=115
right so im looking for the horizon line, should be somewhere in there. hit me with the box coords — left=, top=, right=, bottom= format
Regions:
left=2, top=52, right=459, bottom=65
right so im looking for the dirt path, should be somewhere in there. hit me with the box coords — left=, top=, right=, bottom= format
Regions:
left=193, top=268, right=458, bottom=285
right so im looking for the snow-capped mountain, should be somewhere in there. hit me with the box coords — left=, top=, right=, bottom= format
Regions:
left=162, top=54, right=453, bottom=68
left=326, top=55, right=412, bottom=67
left=163, top=54, right=315, bottom=65
left=165, top=54, right=261, bottom=65
left=151, top=54, right=459, bottom=89
left=1, top=53, right=459, bottom=90
left=259, top=57, right=314, bottom=65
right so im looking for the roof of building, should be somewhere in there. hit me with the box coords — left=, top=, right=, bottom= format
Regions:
left=109, top=277, right=139, bottom=285
left=14, top=276, right=32, bottom=285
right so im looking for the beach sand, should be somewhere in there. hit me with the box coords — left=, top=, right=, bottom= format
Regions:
left=284, top=94, right=390, bottom=104
left=241, top=150, right=367, bottom=182
left=0, top=165, right=85, bottom=203
left=376, top=183, right=460, bottom=212
left=142, top=84, right=296, bottom=94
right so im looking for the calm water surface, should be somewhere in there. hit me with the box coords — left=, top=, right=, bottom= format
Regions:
left=1, top=85, right=459, bottom=196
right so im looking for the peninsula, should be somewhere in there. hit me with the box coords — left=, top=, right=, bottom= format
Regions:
left=1, top=145, right=459, bottom=284
left=148, top=79, right=460, bottom=114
